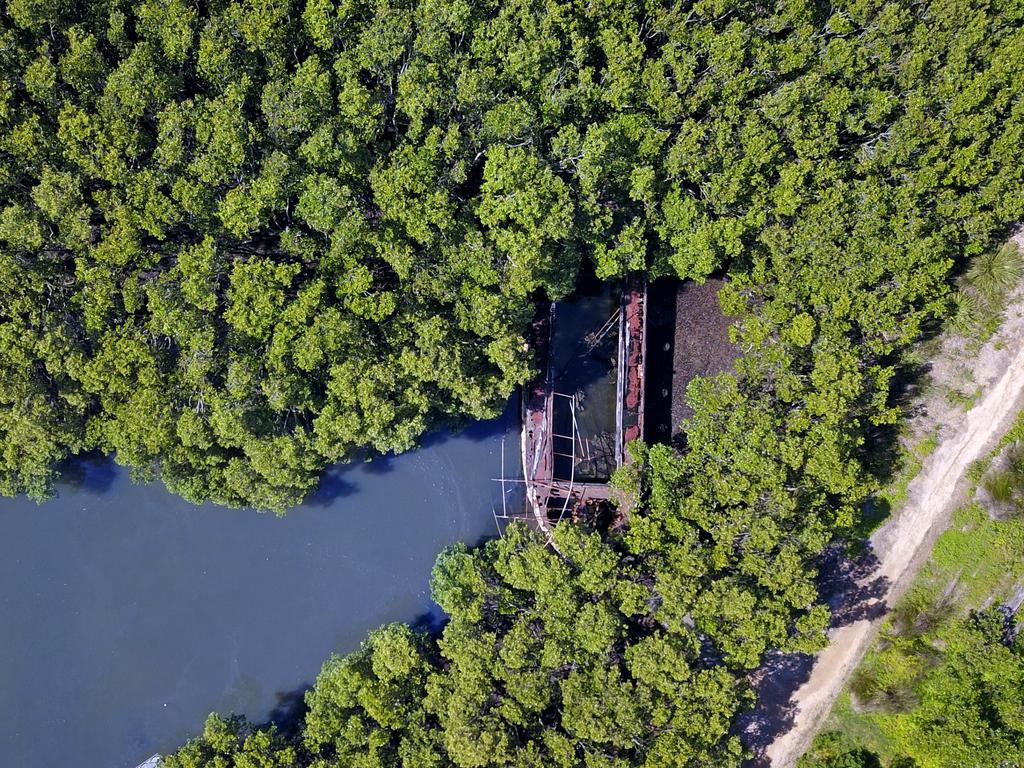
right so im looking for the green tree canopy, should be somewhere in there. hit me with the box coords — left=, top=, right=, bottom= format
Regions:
left=2, top=0, right=1022, bottom=512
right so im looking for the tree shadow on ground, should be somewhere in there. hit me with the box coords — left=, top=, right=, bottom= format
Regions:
left=858, top=354, right=934, bottom=493
left=738, top=543, right=890, bottom=765
left=817, top=542, right=889, bottom=627
left=738, top=650, right=816, bottom=765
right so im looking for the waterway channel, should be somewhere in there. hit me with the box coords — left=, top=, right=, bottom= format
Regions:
left=0, top=405, right=520, bottom=768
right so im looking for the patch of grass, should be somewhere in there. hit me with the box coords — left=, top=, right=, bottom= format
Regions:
left=849, top=666, right=920, bottom=715
left=851, top=498, right=892, bottom=546
left=966, top=455, right=990, bottom=485
left=887, top=580, right=959, bottom=638
left=1008, top=438, right=1024, bottom=466
left=976, top=440, right=1024, bottom=512
left=945, top=383, right=982, bottom=410
left=948, top=289, right=982, bottom=336
left=966, top=241, right=1022, bottom=299
left=912, top=431, right=939, bottom=460
left=982, top=469, right=1015, bottom=504
left=949, top=242, right=1022, bottom=350
left=821, top=693, right=895, bottom=761
left=922, top=502, right=1024, bottom=607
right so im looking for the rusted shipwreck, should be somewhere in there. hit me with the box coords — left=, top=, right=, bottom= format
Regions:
left=514, top=274, right=647, bottom=532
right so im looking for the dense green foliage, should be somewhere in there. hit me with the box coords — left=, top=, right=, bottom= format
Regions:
left=4, top=0, right=1023, bottom=509
left=3, top=0, right=1024, bottom=763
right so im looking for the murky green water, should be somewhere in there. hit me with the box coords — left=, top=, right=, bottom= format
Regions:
left=549, top=281, right=620, bottom=482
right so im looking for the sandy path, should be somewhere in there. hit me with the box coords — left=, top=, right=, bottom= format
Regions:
left=765, top=236, right=1024, bottom=766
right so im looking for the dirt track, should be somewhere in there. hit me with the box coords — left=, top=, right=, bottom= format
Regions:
left=764, top=235, right=1024, bottom=766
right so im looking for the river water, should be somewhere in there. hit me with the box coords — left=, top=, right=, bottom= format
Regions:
left=0, top=406, right=520, bottom=768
